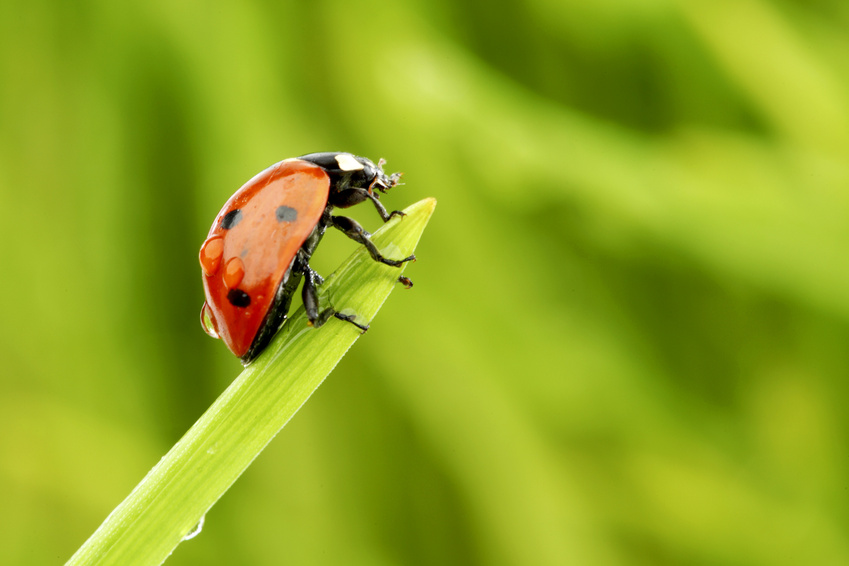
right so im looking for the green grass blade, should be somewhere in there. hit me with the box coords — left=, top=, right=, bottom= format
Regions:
left=66, top=197, right=437, bottom=566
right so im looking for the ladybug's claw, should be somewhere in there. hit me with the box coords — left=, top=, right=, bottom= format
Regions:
left=398, top=276, right=413, bottom=289
left=334, top=312, right=369, bottom=333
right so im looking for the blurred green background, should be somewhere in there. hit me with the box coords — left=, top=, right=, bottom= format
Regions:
left=2, top=0, right=849, bottom=564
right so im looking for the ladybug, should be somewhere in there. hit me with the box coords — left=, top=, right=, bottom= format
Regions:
left=199, top=152, right=415, bottom=364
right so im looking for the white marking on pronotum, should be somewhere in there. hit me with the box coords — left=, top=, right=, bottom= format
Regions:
left=335, top=153, right=364, bottom=171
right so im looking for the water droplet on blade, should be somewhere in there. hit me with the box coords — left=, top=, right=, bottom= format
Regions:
left=182, top=515, right=205, bottom=541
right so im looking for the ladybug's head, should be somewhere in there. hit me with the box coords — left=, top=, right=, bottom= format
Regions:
left=361, top=157, right=402, bottom=193
left=299, top=152, right=402, bottom=208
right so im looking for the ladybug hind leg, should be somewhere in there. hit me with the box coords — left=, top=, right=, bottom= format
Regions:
left=301, top=263, right=369, bottom=333
left=330, top=215, right=416, bottom=267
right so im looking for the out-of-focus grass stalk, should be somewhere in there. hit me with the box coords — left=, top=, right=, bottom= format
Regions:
left=66, top=198, right=437, bottom=566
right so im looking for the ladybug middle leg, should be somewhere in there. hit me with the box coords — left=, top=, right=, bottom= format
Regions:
left=301, top=262, right=369, bottom=332
left=330, top=215, right=416, bottom=267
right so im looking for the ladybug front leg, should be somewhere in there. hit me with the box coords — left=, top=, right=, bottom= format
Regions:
left=364, top=191, right=406, bottom=223
left=334, top=188, right=405, bottom=222
left=301, top=263, right=369, bottom=332
left=331, top=215, right=416, bottom=266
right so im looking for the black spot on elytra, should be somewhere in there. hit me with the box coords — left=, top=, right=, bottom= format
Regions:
left=276, top=205, right=298, bottom=223
left=227, top=289, right=251, bottom=307
left=221, top=209, right=242, bottom=230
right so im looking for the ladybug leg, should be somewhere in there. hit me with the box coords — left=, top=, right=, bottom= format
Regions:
left=302, top=263, right=369, bottom=333
left=301, top=266, right=321, bottom=324
left=301, top=265, right=330, bottom=326
left=331, top=215, right=416, bottom=267
left=330, top=311, right=369, bottom=332
left=365, top=191, right=406, bottom=222
left=334, top=187, right=405, bottom=222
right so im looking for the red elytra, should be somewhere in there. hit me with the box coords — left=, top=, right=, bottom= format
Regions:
left=200, top=159, right=330, bottom=358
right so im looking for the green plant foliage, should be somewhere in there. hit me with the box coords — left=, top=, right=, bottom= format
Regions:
left=1, top=1, right=849, bottom=565
left=66, top=198, right=435, bottom=566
